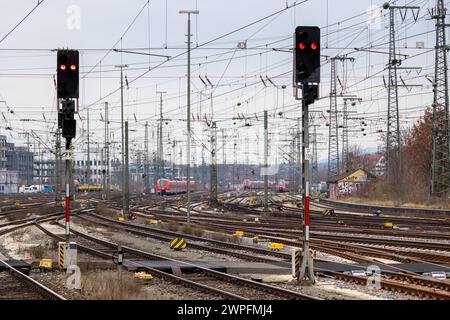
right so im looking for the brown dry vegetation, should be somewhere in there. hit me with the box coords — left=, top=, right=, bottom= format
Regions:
left=95, top=204, right=119, bottom=217
left=81, top=270, right=161, bottom=300
left=348, top=108, right=450, bottom=209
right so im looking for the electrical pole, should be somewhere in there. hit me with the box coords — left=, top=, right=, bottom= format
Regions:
left=145, top=121, right=150, bottom=194
left=222, top=129, right=227, bottom=188
left=124, top=121, right=130, bottom=216
left=38, top=140, right=42, bottom=191
left=156, top=91, right=166, bottom=182
left=210, top=121, right=218, bottom=204
left=311, top=124, right=319, bottom=190
left=172, top=140, right=176, bottom=179
left=296, top=118, right=302, bottom=197
left=383, top=3, right=420, bottom=183
left=327, top=56, right=354, bottom=184
left=430, top=0, right=450, bottom=195
left=341, top=97, right=362, bottom=173
left=299, top=86, right=314, bottom=284
left=86, top=106, right=90, bottom=186
left=104, top=102, right=110, bottom=197
left=55, top=130, right=61, bottom=202
left=263, top=110, right=269, bottom=213
left=115, top=64, right=128, bottom=214
left=180, top=9, right=199, bottom=223
left=327, top=57, right=339, bottom=184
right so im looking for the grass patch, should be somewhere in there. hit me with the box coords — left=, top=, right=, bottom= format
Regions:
left=179, top=224, right=204, bottom=237
left=81, top=270, right=159, bottom=300
left=22, top=245, right=50, bottom=259
left=95, top=205, right=118, bottom=217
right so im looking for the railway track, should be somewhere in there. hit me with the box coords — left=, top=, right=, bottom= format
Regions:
left=130, top=206, right=450, bottom=261
left=0, top=259, right=65, bottom=300
left=318, top=198, right=450, bottom=218
left=34, top=216, right=319, bottom=300
left=75, top=212, right=288, bottom=263
left=82, top=203, right=450, bottom=299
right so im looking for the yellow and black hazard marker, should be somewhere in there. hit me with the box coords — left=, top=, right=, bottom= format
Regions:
left=59, top=244, right=65, bottom=269
left=292, top=249, right=301, bottom=278
left=322, top=209, right=335, bottom=216
left=170, top=238, right=187, bottom=251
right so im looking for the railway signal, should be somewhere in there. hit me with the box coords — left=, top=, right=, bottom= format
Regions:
left=57, top=49, right=79, bottom=253
left=57, top=49, right=79, bottom=99
left=292, top=26, right=321, bottom=285
left=60, top=99, right=76, bottom=140
left=294, top=26, right=320, bottom=85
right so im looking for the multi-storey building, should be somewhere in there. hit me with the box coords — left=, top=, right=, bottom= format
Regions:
left=6, top=145, right=34, bottom=185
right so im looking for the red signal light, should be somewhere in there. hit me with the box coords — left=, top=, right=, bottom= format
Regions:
left=299, top=42, right=306, bottom=50
left=70, top=64, right=77, bottom=71
left=60, top=64, right=67, bottom=71
left=311, top=42, right=318, bottom=50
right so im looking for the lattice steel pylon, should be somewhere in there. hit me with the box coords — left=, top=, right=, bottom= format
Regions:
left=327, top=58, right=339, bottom=182
left=383, top=3, right=420, bottom=180
left=386, top=6, right=402, bottom=179
left=341, top=97, right=361, bottom=173
left=327, top=56, right=353, bottom=182
left=431, top=0, right=450, bottom=195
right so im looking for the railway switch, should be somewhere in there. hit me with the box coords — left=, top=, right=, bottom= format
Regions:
left=112, top=245, right=124, bottom=266
left=59, top=242, right=77, bottom=270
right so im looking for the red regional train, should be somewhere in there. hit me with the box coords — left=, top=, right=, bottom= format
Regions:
left=275, top=179, right=290, bottom=193
left=156, top=179, right=196, bottom=195
left=242, top=179, right=276, bottom=190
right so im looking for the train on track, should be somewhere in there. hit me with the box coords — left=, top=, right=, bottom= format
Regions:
left=157, top=179, right=196, bottom=195
left=243, top=179, right=291, bottom=193
left=275, top=179, right=291, bottom=193
left=77, top=185, right=105, bottom=192
left=242, top=179, right=274, bottom=190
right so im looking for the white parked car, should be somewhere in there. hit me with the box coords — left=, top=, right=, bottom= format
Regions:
left=20, top=186, right=39, bottom=194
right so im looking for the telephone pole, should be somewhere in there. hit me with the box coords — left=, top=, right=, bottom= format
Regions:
left=430, top=0, right=450, bottom=195
left=180, top=9, right=199, bottom=223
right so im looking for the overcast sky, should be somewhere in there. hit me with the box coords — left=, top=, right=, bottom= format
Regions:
left=0, top=0, right=439, bottom=166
